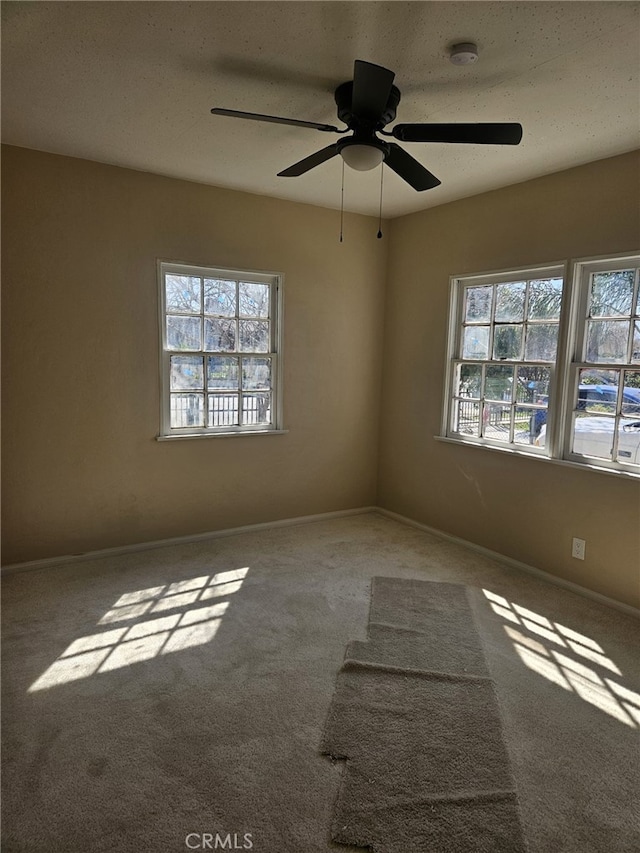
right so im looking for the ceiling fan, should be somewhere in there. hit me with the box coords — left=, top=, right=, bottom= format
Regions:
left=211, top=59, right=523, bottom=192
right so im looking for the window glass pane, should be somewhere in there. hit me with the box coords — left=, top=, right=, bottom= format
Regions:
left=586, top=320, right=629, bottom=363
left=617, top=419, right=640, bottom=463
left=243, top=393, right=271, bottom=425
left=577, top=370, right=618, bottom=415
left=462, top=326, right=489, bottom=359
left=165, top=275, right=201, bottom=314
left=482, top=403, right=511, bottom=441
left=581, top=392, right=617, bottom=416
left=455, top=363, right=482, bottom=398
left=571, top=413, right=614, bottom=459
left=485, top=365, right=513, bottom=402
left=208, top=393, right=239, bottom=427
left=527, top=278, right=563, bottom=320
left=464, top=286, right=493, bottom=323
left=495, top=282, right=525, bottom=322
left=170, top=393, right=204, bottom=428
left=167, top=315, right=201, bottom=350
left=170, top=356, right=203, bottom=391
left=514, top=407, right=535, bottom=445
left=493, top=325, right=522, bottom=360
left=529, top=407, right=548, bottom=442
left=525, top=323, right=559, bottom=361
left=622, top=370, right=640, bottom=415
left=516, top=368, right=550, bottom=441
left=579, top=367, right=618, bottom=385
left=454, top=400, right=480, bottom=435
left=589, top=270, right=635, bottom=317
left=239, top=320, right=269, bottom=353
left=632, top=321, right=640, bottom=363
left=204, top=318, right=237, bottom=352
left=204, top=279, right=236, bottom=316
left=516, top=366, right=551, bottom=404
left=242, top=357, right=271, bottom=390
left=239, top=282, right=270, bottom=318
left=206, top=356, right=239, bottom=390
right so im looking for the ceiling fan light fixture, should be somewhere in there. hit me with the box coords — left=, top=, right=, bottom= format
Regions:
left=340, top=144, right=385, bottom=171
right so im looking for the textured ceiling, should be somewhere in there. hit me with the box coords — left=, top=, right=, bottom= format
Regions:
left=2, top=1, right=639, bottom=218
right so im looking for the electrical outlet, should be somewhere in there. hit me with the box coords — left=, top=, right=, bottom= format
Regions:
left=572, top=537, right=586, bottom=560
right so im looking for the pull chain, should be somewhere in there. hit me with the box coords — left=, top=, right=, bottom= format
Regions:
left=339, top=159, right=345, bottom=243
left=377, top=164, right=384, bottom=239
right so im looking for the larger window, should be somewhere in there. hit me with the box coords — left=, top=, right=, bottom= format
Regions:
left=158, top=262, right=283, bottom=438
left=443, top=254, right=640, bottom=476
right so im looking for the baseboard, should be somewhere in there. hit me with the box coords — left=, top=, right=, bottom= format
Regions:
left=374, top=507, right=640, bottom=619
left=4, top=505, right=638, bottom=618
left=0, top=506, right=377, bottom=574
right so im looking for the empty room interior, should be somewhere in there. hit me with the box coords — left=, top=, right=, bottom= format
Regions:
left=2, top=3, right=639, bottom=853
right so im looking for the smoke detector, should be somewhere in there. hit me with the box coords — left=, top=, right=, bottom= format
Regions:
left=449, top=43, right=479, bottom=66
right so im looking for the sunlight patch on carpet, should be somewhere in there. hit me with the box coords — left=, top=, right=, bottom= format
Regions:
left=27, top=568, right=248, bottom=692
left=483, top=588, right=638, bottom=728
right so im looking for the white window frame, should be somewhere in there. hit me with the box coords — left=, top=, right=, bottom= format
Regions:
left=559, top=253, right=640, bottom=475
left=157, top=260, right=284, bottom=439
left=441, top=252, right=640, bottom=478
left=441, top=261, right=567, bottom=454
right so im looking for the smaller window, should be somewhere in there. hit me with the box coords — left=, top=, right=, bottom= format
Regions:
left=158, top=262, right=283, bottom=438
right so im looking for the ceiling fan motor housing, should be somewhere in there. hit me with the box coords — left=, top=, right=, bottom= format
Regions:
left=334, top=81, right=401, bottom=130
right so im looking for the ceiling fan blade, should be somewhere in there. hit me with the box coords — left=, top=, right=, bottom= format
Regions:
left=277, top=143, right=341, bottom=177
left=351, top=60, right=395, bottom=121
left=211, top=107, right=342, bottom=133
left=385, top=143, right=441, bottom=191
left=391, top=123, right=523, bottom=145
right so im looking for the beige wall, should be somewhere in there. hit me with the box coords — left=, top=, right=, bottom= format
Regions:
left=378, top=151, right=640, bottom=609
left=3, top=145, right=639, bottom=609
left=1, top=145, right=387, bottom=563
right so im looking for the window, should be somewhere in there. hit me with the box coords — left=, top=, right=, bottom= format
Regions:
left=158, top=262, right=283, bottom=438
left=442, top=254, right=640, bottom=476
left=444, top=264, right=565, bottom=450
left=562, top=257, right=640, bottom=472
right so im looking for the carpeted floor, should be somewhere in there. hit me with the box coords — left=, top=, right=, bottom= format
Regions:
left=2, top=512, right=639, bottom=852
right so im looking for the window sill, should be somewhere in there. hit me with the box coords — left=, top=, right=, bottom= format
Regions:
left=157, top=429, right=289, bottom=441
left=434, top=435, right=640, bottom=481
